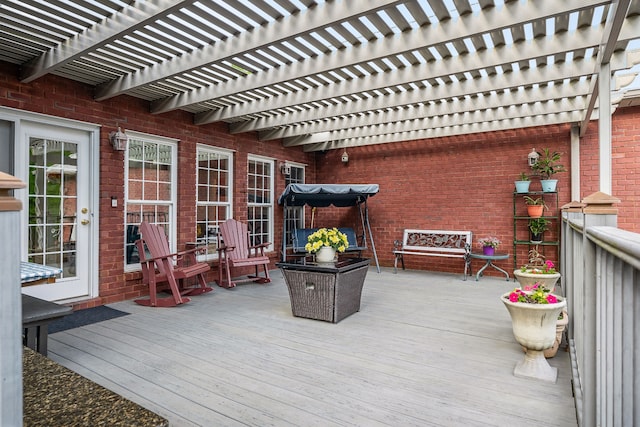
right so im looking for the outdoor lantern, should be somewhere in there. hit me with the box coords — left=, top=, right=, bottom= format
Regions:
left=280, top=161, right=291, bottom=176
left=341, top=148, right=349, bottom=164
left=528, top=148, right=540, bottom=168
left=109, top=127, right=128, bottom=151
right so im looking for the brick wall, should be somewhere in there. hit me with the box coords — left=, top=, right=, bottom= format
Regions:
left=0, top=62, right=314, bottom=308
left=315, top=127, right=573, bottom=275
left=2, top=61, right=639, bottom=304
left=579, top=106, right=640, bottom=232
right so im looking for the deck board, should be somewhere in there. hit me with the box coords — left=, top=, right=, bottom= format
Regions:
left=47, top=268, right=578, bottom=426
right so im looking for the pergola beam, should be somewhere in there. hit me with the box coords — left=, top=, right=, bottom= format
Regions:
left=157, top=0, right=605, bottom=115
left=579, top=0, right=633, bottom=136
left=304, top=111, right=584, bottom=152
left=97, top=0, right=404, bottom=102
left=19, top=0, right=196, bottom=83
left=283, top=96, right=588, bottom=147
left=227, top=52, right=629, bottom=137
left=270, top=75, right=593, bottom=143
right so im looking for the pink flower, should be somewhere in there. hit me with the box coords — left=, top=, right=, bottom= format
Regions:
left=509, top=292, right=520, bottom=302
left=546, top=294, right=557, bottom=303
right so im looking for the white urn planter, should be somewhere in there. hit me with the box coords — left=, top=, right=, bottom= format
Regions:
left=502, top=293, right=566, bottom=383
left=513, top=269, right=561, bottom=292
left=315, top=246, right=336, bottom=264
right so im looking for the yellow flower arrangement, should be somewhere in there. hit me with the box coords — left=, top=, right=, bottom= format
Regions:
left=305, top=227, right=349, bottom=253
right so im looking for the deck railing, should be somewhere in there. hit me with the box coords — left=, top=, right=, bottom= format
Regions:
left=561, top=193, right=639, bottom=427
left=0, top=172, right=26, bottom=426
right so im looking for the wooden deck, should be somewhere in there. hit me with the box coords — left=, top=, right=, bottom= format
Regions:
left=47, top=268, right=578, bottom=427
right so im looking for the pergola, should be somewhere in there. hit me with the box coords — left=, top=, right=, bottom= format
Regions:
left=1, top=0, right=639, bottom=163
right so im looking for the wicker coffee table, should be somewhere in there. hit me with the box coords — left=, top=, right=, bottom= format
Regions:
left=277, top=258, right=370, bottom=323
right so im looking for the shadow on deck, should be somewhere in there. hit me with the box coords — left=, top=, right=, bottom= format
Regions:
left=47, top=267, right=578, bottom=426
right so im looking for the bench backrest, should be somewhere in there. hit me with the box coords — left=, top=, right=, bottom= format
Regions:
left=400, top=229, right=472, bottom=254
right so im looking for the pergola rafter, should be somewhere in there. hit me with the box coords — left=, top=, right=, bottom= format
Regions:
left=1, top=0, right=639, bottom=152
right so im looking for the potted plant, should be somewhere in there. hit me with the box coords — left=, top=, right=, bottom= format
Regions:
left=478, top=236, right=500, bottom=256
left=514, top=172, right=530, bottom=193
left=523, top=196, right=547, bottom=218
left=501, top=284, right=566, bottom=382
left=513, top=247, right=561, bottom=291
left=305, top=227, right=349, bottom=264
left=531, top=148, right=566, bottom=192
left=528, top=218, right=550, bottom=243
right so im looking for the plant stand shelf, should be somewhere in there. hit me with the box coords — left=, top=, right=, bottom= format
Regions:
left=513, top=190, right=559, bottom=273
left=277, top=258, right=370, bottom=323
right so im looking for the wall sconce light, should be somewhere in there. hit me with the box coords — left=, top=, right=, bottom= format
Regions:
left=527, top=148, right=540, bottom=168
left=341, top=148, right=349, bottom=164
left=109, top=127, right=128, bottom=151
left=280, top=161, right=291, bottom=176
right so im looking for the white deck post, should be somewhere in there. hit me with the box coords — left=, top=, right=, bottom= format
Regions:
left=580, top=192, right=619, bottom=427
left=598, top=63, right=612, bottom=195
left=0, top=172, right=26, bottom=427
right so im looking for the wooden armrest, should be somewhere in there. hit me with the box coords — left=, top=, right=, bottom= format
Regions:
left=249, top=242, right=270, bottom=250
left=176, top=247, right=206, bottom=257
left=217, top=244, right=236, bottom=252
left=139, top=251, right=180, bottom=264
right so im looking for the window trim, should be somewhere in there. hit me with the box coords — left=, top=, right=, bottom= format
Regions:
left=247, top=154, right=275, bottom=252
left=124, top=131, right=178, bottom=272
left=195, top=144, right=234, bottom=261
left=284, top=163, right=306, bottom=247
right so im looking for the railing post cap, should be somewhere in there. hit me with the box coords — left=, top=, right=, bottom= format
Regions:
left=0, top=171, right=26, bottom=212
left=581, top=191, right=620, bottom=214
left=561, top=200, right=586, bottom=212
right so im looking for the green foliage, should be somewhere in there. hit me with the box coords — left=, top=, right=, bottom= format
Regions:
left=523, top=196, right=546, bottom=206
left=532, top=148, right=566, bottom=179
left=528, top=218, right=550, bottom=235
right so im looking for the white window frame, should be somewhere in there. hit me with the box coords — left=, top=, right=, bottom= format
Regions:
left=284, top=163, right=306, bottom=247
left=124, top=131, right=178, bottom=271
left=195, top=144, right=233, bottom=261
left=247, top=155, right=274, bottom=252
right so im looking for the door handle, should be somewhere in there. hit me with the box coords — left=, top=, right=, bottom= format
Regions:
left=81, top=219, right=90, bottom=225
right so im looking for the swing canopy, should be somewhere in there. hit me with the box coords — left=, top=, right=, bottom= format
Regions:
left=278, top=183, right=380, bottom=271
left=277, top=184, right=379, bottom=207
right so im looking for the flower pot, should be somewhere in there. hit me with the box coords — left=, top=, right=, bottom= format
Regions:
left=315, top=246, right=336, bottom=264
left=526, top=205, right=544, bottom=218
left=540, top=179, right=558, bottom=192
left=514, top=180, right=531, bottom=193
left=513, top=269, right=561, bottom=292
left=482, top=246, right=495, bottom=256
left=544, top=310, right=569, bottom=358
left=502, top=292, right=566, bottom=382
left=530, top=232, right=543, bottom=244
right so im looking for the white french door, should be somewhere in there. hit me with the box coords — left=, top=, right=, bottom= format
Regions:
left=18, top=120, right=97, bottom=302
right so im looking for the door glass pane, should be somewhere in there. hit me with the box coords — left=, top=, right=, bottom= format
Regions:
left=28, top=138, right=77, bottom=277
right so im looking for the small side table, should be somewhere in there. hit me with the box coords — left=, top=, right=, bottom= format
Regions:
left=465, top=252, right=510, bottom=281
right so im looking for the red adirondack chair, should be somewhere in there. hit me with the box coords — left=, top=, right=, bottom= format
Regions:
left=135, top=221, right=212, bottom=307
left=216, top=219, right=271, bottom=288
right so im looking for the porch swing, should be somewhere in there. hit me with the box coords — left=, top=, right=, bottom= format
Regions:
left=278, top=183, right=380, bottom=272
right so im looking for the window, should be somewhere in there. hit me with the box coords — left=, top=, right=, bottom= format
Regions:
left=124, top=134, right=177, bottom=267
left=284, top=164, right=305, bottom=246
left=247, top=156, right=274, bottom=250
left=196, top=146, right=232, bottom=259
